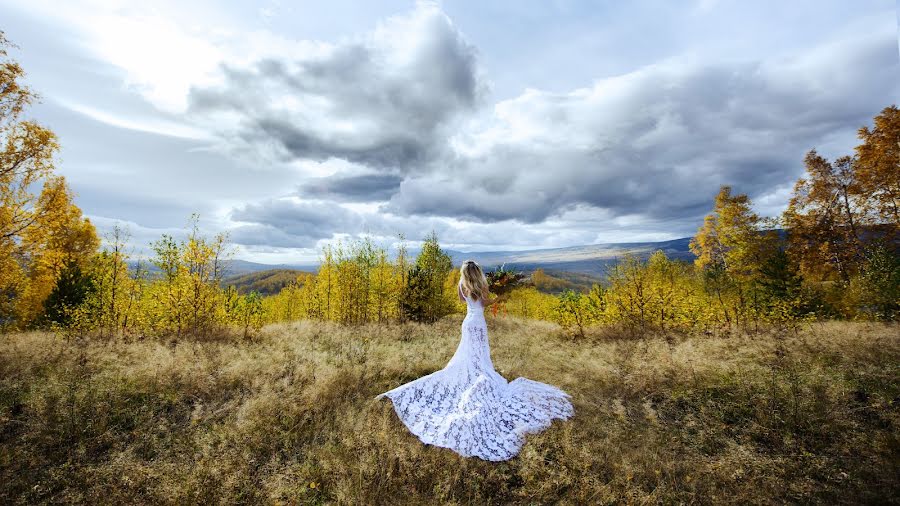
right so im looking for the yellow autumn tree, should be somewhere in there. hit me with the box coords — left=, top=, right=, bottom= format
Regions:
left=261, top=272, right=314, bottom=323
left=503, top=286, right=558, bottom=321
left=777, top=105, right=899, bottom=318
left=258, top=233, right=460, bottom=326
left=782, top=151, right=866, bottom=285
left=854, top=104, right=899, bottom=233
left=142, top=216, right=230, bottom=337
left=16, top=177, right=98, bottom=325
left=85, top=224, right=152, bottom=337
left=0, top=33, right=98, bottom=328
left=371, top=247, right=398, bottom=323
left=690, top=185, right=778, bottom=328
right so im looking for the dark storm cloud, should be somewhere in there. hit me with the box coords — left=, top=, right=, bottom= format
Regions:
left=227, top=193, right=452, bottom=246
left=228, top=224, right=323, bottom=249
left=230, top=198, right=362, bottom=243
left=187, top=4, right=482, bottom=170
left=385, top=32, right=900, bottom=226
left=298, top=172, right=403, bottom=202
left=248, top=116, right=432, bottom=168
left=224, top=193, right=563, bottom=250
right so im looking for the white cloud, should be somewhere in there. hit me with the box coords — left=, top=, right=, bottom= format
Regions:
left=386, top=28, right=898, bottom=225
left=57, top=99, right=212, bottom=140
left=185, top=1, right=483, bottom=170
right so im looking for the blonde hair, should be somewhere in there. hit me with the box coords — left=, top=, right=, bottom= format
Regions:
left=459, top=260, right=490, bottom=302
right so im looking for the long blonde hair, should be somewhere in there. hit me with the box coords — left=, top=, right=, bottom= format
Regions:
left=459, top=260, right=490, bottom=302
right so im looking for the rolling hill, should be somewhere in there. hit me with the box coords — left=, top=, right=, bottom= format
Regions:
left=130, top=236, right=697, bottom=280
left=439, top=236, right=696, bottom=275
left=223, top=269, right=314, bottom=295
left=128, top=259, right=318, bottom=278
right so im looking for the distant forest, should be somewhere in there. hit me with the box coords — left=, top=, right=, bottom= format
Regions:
left=224, top=270, right=315, bottom=296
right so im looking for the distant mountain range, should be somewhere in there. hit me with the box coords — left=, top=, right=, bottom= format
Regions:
left=223, top=259, right=319, bottom=275
left=129, top=236, right=698, bottom=278
left=126, top=258, right=319, bottom=278
left=439, top=237, right=696, bottom=276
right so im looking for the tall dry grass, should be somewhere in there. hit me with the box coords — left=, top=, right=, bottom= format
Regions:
left=1, top=318, right=898, bottom=504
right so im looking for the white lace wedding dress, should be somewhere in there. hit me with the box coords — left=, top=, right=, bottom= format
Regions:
left=375, top=287, right=574, bottom=461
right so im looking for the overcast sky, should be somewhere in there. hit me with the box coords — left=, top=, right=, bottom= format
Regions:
left=2, top=0, right=898, bottom=262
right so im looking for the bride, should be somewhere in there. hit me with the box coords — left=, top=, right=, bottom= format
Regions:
left=374, top=260, right=574, bottom=461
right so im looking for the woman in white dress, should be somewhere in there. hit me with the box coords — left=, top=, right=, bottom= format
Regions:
left=374, top=260, right=574, bottom=461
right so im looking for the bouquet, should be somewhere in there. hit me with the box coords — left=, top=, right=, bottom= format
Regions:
left=485, top=263, right=530, bottom=296
left=484, top=264, right=530, bottom=318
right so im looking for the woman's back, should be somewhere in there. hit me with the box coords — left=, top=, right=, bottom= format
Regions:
left=461, top=288, right=485, bottom=317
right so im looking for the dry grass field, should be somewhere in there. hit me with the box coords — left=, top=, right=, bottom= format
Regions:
left=1, top=318, right=898, bottom=504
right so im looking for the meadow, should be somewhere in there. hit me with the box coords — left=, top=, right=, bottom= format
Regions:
left=1, top=317, right=897, bottom=504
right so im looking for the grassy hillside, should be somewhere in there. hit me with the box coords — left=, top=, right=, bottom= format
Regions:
left=532, top=268, right=605, bottom=294
left=1, top=320, right=897, bottom=504
left=223, top=269, right=311, bottom=295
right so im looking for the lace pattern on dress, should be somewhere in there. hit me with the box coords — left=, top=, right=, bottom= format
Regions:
left=376, top=286, right=574, bottom=461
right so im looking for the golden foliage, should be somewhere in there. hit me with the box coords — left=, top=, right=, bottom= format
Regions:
left=502, top=286, right=559, bottom=321
left=783, top=151, right=866, bottom=284
left=139, top=216, right=231, bottom=337
left=0, top=35, right=98, bottom=328
left=15, top=178, right=99, bottom=325
left=855, top=105, right=900, bottom=227
left=224, top=269, right=312, bottom=295
left=262, top=234, right=458, bottom=326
